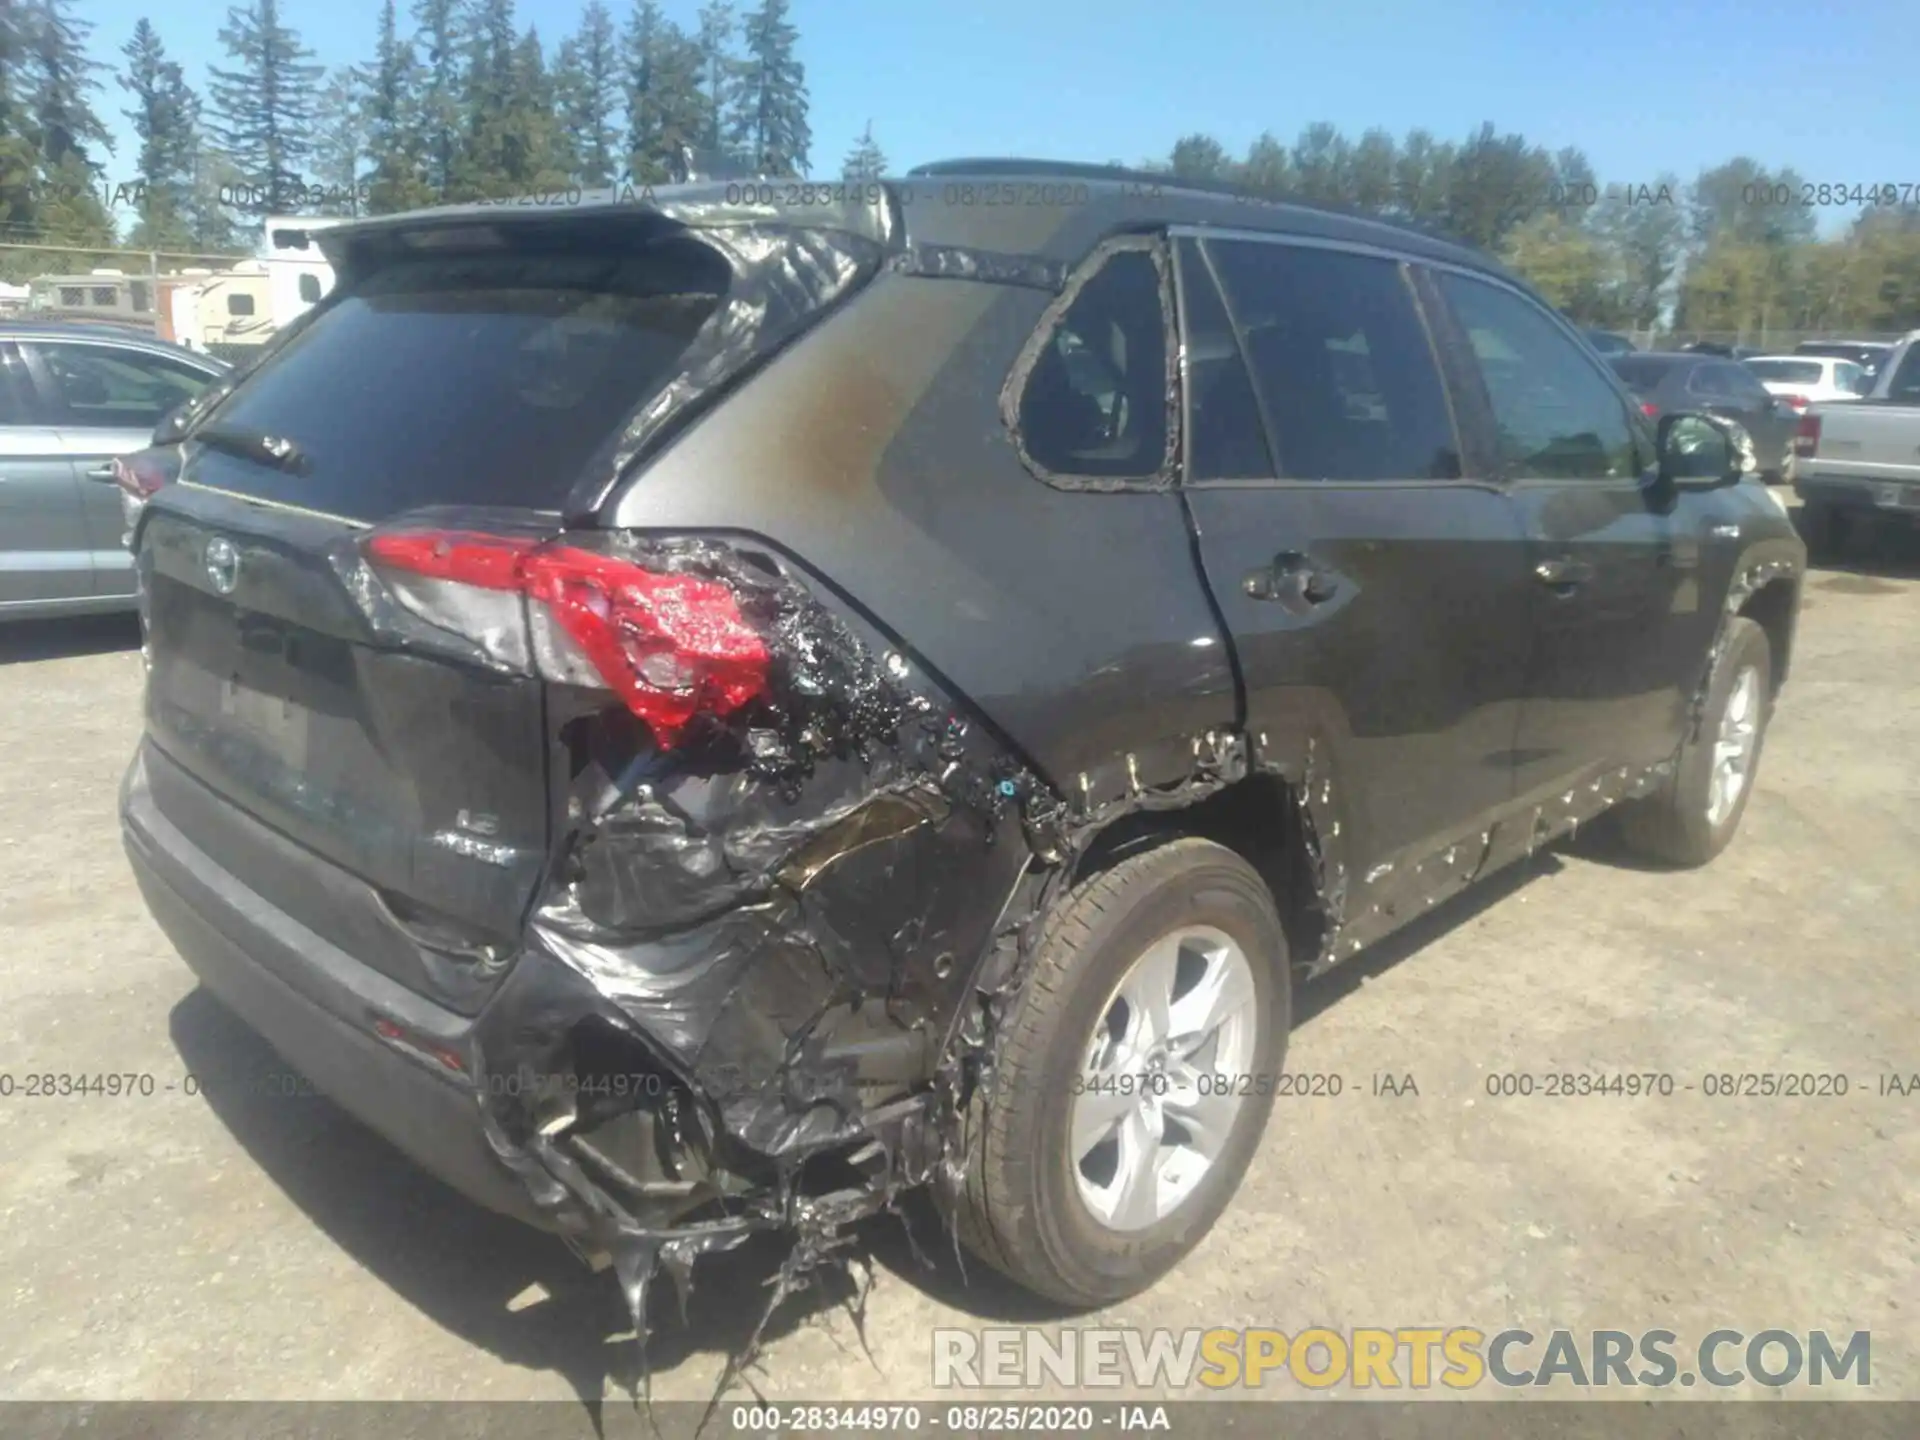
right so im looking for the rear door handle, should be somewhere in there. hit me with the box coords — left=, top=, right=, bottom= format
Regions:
left=1533, top=556, right=1594, bottom=592
left=1245, top=551, right=1340, bottom=607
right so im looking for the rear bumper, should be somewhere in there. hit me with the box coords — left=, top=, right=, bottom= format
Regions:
left=122, top=744, right=556, bottom=1230
left=1795, top=470, right=1920, bottom=516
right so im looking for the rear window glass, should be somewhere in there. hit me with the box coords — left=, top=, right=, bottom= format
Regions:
left=1609, top=357, right=1672, bottom=392
left=186, top=239, right=730, bottom=520
left=1747, top=359, right=1823, bottom=385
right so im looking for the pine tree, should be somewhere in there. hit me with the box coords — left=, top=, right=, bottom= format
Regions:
left=0, top=0, right=42, bottom=247
left=457, top=0, right=518, bottom=197
left=840, top=120, right=883, bottom=182
left=692, top=0, right=733, bottom=162
left=554, top=0, right=618, bottom=187
left=310, top=68, right=366, bottom=214
left=411, top=0, right=462, bottom=199
left=184, top=146, right=245, bottom=253
left=623, top=1, right=702, bottom=184
left=729, top=0, right=806, bottom=177
left=503, top=26, right=569, bottom=190
left=15, top=0, right=115, bottom=249
left=119, top=19, right=199, bottom=248
left=206, top=0, right=323, bottom=218
left=26, top=0, right=111, bottom=177
left=362, top=0, right=432, bottom=213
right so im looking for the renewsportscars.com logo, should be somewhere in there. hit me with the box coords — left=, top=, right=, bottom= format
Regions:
left=932, top=1327, right=1871, bottom=1391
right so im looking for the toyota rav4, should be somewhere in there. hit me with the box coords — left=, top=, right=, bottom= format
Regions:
left=120, top=160, right=1804, bottom=1330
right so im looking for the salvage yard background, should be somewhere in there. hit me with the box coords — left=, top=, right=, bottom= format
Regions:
left=1, top=503, right=1914, bottom=1404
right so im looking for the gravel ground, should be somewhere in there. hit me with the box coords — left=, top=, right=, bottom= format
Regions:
left=1, top=508, right=1915, bottom=1417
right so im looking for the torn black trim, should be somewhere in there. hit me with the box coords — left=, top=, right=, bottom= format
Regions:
left=997, top=233, right=1184, bottom=495
left=887, top=243, right=1067, bottom=291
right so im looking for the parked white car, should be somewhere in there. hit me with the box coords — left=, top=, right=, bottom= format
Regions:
left=1745, top=354, right=1871, bottom=411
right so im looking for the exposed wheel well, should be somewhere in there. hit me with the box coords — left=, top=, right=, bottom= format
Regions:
left=1739, top=578, right=1797, bottom=695
left=1068, top=773, right=1326, bottom=974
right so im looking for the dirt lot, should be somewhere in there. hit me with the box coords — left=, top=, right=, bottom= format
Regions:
left=1, top=509, right=1915, bottom=1414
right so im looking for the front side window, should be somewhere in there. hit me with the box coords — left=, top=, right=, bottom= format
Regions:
left=1834, top=361, right=1867, bottom=394
left=33, top=343, right=218, bottom=430
left=1015, top=245, right=1170, bottom=482
left=1203, top=239, right=1459, bottom=482
left=298, top=273, right=323, bottom=304
left=59, top=287, right=85, bottom=307
left=228, top=293, right=257, bottom=317
left=1438, top=272, right=1638, bottom=481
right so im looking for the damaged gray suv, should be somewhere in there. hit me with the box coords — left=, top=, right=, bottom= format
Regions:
left=121, top=160, right=1804, bottom=1324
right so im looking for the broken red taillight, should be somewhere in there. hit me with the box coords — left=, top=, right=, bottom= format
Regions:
left=364, top=529, right=771, bottom=747
left=1793, top=412, right=1822, bottom=457
left=1780, top=393, right=1811, bottom=412
left=1640, top=401, right=1660, bottom=418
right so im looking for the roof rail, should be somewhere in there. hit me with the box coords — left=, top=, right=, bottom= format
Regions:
left=903, top=156, right=1479, bottom=253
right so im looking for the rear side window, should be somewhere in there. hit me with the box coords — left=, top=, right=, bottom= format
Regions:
left=1204, top=239, right=1460, bottom=482
left=1438, top=272, right=1637, bottom=481
left=1834, top=361, right=1867, bottom=394
left=1886, top=346, right=1920, bottom=403
left=1016, top=245, right=1170, bottom=481
left=1610, top=357, right=1671, bottom=393
left=1717, top=363, right=1772, bottom=406
left=1748, top=359, right=1823, bottom=386
left=1685, top=363, right=1729, bottom=399
left=186, top=239, right=730, bottom=519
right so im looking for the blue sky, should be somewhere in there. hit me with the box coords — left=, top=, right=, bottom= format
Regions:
left=75, top=0, right=1915, bottom=230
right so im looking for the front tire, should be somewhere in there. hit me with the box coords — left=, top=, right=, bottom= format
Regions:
left=951, top=838, right=1289, bottom=1307
left=1617, top=616, right=1772, bottom=868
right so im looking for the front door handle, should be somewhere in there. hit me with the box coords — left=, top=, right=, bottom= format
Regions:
left=84, top=464, right=116, bottom=482
left=1245, top=551, right=1340, bottom=607
left=1534, top=556, right=1595, bottom=592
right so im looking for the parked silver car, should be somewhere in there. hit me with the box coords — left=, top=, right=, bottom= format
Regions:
left=0, top=323, right=228, bottom=620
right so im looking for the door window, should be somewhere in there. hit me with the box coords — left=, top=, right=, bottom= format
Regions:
left=32, top=343, right=218, bottom=430
left=1015, top=244, right=1171, bottom=482
left=1205, top=239, right=1459, bottom=481
left=1175, top=240, right=1273, bottom=480
left=1437, top=272, right=1638, bottom=481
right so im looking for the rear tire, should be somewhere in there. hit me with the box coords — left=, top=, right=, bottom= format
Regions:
left=951, top=838, right=1289, bottom=1307
left=1617, top=617, right=1772, bottom=868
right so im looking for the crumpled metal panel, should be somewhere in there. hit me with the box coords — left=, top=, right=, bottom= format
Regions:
left=405, top=532, right=1258, bottom=1397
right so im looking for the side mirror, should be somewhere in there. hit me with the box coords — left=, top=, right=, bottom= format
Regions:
left=1656, top=411, right=1750, bottom=488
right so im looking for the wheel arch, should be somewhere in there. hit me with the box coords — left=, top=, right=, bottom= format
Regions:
left=1066, top=770, right=1332, bottom=977
left=1737, top=575, right=1798, bottom=696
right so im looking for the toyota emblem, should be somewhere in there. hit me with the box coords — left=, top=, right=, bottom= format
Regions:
left=204, top=536, right=240, bottom=596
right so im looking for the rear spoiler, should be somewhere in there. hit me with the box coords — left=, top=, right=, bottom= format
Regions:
left=312, top=181, right=902, bottom=275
